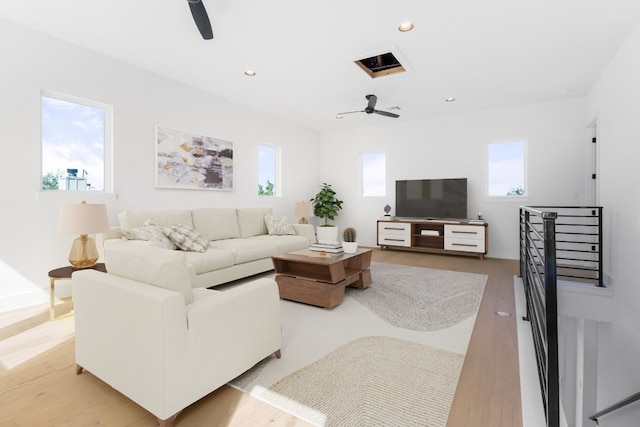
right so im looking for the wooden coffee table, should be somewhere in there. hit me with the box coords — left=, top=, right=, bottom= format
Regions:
left=271, top=248, right=372, bottom=309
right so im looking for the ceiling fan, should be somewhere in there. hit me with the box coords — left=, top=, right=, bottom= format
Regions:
left=338, top=94, right=399, bottom=118
left=187, top=0, right=213, bottom=40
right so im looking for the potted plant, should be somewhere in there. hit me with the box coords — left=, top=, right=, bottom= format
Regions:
left=310, top=183, right=343, bottom=244
left=342, top=227, right=358, bottom=253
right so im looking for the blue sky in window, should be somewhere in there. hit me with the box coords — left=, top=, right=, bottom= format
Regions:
left=42, top=96, right=105, bottom=191
left=258, top=145, right=276, bottom=191
left=488, top=140, right=525, bottom=196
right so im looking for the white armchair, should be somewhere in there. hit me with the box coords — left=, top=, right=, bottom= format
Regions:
left=72, top=246, right=282, bottom=427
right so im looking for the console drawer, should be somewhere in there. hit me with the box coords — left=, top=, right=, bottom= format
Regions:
left=378, top=222, right=411, bottom=247
left=378, top=222, right=411, bottom=235
left=444, top=237, right=485, bottom=253
left=444, top=225, right=485, bottom=240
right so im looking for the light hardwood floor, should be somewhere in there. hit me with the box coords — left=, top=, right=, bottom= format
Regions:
left=0, top=249, right=521, bottom=426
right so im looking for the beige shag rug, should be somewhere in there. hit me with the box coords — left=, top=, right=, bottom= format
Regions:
left=262, top=336, right=465, bottom=427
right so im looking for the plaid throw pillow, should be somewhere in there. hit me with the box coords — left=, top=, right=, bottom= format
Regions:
left=264, top=215, right=295, bottom=236
left=163, top=224, right=210, bottom=252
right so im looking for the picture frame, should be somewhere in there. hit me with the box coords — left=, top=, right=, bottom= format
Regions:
left=155, top=125, right=233, bottom=190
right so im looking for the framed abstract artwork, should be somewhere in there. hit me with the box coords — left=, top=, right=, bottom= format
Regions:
left=156, top=126, right=233, bottom=190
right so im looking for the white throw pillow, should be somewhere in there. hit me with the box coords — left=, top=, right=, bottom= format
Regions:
left=105, top=245, right=193, bottom=304
left=264, top=215, right=296, bottom=236
left=121, top=219, right=177, bottom=250
left=163, top=224, right=210, bottom=252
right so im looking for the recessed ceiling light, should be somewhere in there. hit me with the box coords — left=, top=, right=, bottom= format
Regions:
left=336, top=115, right=343, bottom=120
left=445, top=97, right=456, bottom=103
left=244, top=70, right=256, bottom=77
left=398, top=22, right=414, bottom=32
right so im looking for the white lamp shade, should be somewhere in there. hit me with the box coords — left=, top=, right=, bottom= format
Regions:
left=294, top=201, right=314, bottom=218
left=57, top=202, right=110, bottom=235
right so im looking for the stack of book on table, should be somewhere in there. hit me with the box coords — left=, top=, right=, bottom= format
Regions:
left=308, top=242, right=344, bottom=255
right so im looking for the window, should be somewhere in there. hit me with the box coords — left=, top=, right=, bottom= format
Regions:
left=487, top=140, right=526, bottom=197
left=258, top=144, right=279, bottom=196
left=41, top=92, right=112, bottom=191
left=361, top=152, right=386, bottom=197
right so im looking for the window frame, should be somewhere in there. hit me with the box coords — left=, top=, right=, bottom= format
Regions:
left=257, top=143, right=281, bottom=198
left=40, top=90, right=113, bottom=193
left=486, top=138, right=528, bottom=200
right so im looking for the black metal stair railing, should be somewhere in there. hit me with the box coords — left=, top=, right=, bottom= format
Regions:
left=520, top=206, right=560, bottom=427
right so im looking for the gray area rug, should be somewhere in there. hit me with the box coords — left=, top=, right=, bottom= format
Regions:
left=346, top=262, right=487, bottom=331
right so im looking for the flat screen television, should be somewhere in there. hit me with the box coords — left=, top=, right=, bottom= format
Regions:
left=395, top=178, right=467, bottom=219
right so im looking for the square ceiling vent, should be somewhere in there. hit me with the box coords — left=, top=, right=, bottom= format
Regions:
left=355, top=51, right=406, bottom=79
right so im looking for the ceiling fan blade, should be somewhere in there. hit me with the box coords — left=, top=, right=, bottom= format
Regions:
left=337, top=110, right=365, bottom=115
left=374, top=109, right=400, bottom=118
left=188, top=0, right=214, bottom=40
left=365, top=94, right=378, bottom=110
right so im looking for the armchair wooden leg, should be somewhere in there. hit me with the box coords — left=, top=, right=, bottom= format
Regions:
left=75, top=364, right=84, bottom=375
left=158, top=411, right=180, bottom=427
left=274, top=349, right=282, bottom=359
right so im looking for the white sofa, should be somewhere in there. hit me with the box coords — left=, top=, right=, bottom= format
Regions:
left=73, top=245, right=282, bottom=427
left=100, top=207, right=315, bottom=288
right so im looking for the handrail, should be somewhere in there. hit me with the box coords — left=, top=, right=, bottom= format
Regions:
left=589, top=391, right=640, bottom=424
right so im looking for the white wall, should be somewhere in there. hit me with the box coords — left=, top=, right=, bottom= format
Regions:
left=0, top=19, right=320, bottom=310
left=585, top=19, right=640, bottom=427
left=320, top=98, right=590, bottom=259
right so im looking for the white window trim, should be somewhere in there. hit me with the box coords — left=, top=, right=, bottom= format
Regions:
left=40, top=89, right=113, bottom=193
left=485, top=138, right=528, bottom=199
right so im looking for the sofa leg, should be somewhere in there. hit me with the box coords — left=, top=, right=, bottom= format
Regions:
left=158, top=411, right=180, bottom=427
left=274, top=349, right=282, bottom=359
left=75, top=364, right=84, bottom=375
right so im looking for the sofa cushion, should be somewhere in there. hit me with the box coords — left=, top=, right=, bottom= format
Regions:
left=104, top=245, right=193, bottom=304
left=184, top=248, right=235, bottom=274
left=191, top=208, right=241, bottom=241
left=119, top=209, right=194, bottom=231
left=264, top=215, right=295, bottom=236
left=121, top=219, right=178, bottom=250
left=237, top=208, right=272, bottom=238
left=209, top=239, right=278, bottom=264
left=250, top=235, right=311, bottom=254
left=164, top=224, right=210, bottom=252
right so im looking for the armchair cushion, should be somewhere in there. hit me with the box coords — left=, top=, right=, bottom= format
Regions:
left=105, top=245, right=194, bottom=304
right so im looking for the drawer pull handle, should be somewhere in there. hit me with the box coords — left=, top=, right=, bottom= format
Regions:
left=384, top=227, right=406, bottom=231
left=452, top=230, right=478, bottom=235
left=452, top=243, right=478, bottom=248
left=384, top=238, right=406, bottom=242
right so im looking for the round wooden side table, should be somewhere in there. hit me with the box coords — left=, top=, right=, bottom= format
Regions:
left=48, top=263, right=107, bottom=321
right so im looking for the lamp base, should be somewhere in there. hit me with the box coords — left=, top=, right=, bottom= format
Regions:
left=68, top=234, right=99, bottom=269
left=299, top=217, right=308, bottom=224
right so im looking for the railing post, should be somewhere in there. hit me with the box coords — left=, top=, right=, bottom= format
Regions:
left=542, top=212, right=560, bottom=427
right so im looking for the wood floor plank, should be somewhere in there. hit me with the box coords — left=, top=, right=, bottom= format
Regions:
left=1, top=249, right=521, bottom=426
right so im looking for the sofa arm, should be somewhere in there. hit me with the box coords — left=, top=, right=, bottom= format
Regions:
left=291, top=223, right=316, bottom=244
left=187, top=278, right=281, bottom=358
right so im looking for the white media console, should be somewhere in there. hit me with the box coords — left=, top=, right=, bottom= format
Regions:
left=377, top=218, right=488, bottom=259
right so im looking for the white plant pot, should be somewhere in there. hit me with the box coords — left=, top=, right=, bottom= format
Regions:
left=316, top=225, right=339, bottom=245
left=342, top=241, right=358, bottom=254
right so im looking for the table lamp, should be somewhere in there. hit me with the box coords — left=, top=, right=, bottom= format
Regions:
left=57, top=201, right=109, bottom=268
left=294, top=201, right=314, bottom=224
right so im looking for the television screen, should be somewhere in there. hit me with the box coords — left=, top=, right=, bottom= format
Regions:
left=395, top=178, right=467, bottom=219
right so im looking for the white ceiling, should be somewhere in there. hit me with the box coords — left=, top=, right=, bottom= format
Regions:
left=2, top=0, right=640, bottom=132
